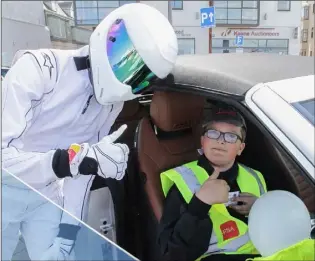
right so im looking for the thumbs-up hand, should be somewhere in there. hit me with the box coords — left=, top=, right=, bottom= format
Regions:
left=195, top=169, right=230, bottom=205
left=67, top=125, right=129, bottom=180
left=99, top=124, right=127, bottom=144
left=86, top=124, right=129, bottom=180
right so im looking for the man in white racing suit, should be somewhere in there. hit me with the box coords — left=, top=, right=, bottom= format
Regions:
left=1, top=3, right=178, bottom=260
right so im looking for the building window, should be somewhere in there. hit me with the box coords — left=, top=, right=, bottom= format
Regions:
left=212, top=38, right=289, bottom=54
left=303, top=6, right=309, bottom=20
left=178, top=38, right=195, bottom=55
left=277, top=1, right=291, bottom=11
left=311, top=51, right=313, bottom=56
left=97, top=1, right=119, bottom=8
left=300, top=49, right=306, bottom=56
left=171, top=1, right=183, bottom=10
left=214, top=1, right=259, bottom=26
left=311, top=28, right=314, bottom=39
left=74, top=0, right=136, bottom=25
left=46, top=15, right=68, bottom=39
left=313, top=3, right=315, bottom=14
left=302, top=29, right=308, bottom=42
left=75, top=1, right=98, bottom=8
left=223, top=39, right=229, bottom=48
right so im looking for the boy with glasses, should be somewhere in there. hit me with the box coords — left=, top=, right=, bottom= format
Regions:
left=158, top=107, right=267, bottom=261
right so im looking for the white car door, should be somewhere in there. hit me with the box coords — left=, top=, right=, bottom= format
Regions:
left=244, top=75, right=315, bottom=181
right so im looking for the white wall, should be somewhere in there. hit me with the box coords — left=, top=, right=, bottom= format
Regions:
left=172, top=1, right=207, bottom=26
left=141, top=1, right=169, bottom=19
left=2, top=18, right=52, bottom=66
left=259, top=1, right=302, bottom=27
left=175, top=26, right=209, bottom=54
left=2, top=1, right=46, bottom=25
left=171, top=1, right=209, bottom=54
left=144, top=1, right=209, bottom=54
left=259, top=1, right=301, bottom=55
left=2, top=1, right=51, bottom=66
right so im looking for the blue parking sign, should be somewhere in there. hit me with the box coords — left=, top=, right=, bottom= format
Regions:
left=235, top=35, right=244, bottom=46
left=200, top=7, right=216, bottom=28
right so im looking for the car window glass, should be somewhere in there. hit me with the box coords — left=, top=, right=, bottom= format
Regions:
left=2, top=169, right=137, bottom=261
left=1, top=68, right=9, bottom=77
left=291, top=98, right=315, bottom=126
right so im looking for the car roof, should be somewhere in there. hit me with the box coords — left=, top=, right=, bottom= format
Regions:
left=267, top=75, right=314, bottom=103
left=169, top=53, right=315, bottom=97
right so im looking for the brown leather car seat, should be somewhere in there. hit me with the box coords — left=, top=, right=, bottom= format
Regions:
left=133, top=90, right=205, bottom=260
left=110, top=99, right=149, bottom=148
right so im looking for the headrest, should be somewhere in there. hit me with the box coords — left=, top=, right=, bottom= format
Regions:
left=117, top=100, right=141, bottom=120
left=150, top=91, right=205, bottom=132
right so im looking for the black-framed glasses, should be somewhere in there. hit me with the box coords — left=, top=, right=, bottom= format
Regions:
left=204, top=129, right=243, bottom=144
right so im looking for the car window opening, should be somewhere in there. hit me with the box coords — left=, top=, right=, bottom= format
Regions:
left=291, top=98, right=315, bottom=126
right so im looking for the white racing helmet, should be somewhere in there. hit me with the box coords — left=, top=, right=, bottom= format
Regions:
left=89, top=3, right=178, bottom=105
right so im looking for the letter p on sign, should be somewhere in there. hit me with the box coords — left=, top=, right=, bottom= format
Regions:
left=200, top=7, right=216, bottom=28
left=201, top=12, right=208, bottom=24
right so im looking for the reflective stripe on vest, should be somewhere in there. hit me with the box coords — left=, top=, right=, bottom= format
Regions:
left=239, top=164, right=265, bottom=196
left=206, top=227, right=251, bottom=254
left=174, top=164, right=266, bottom=203
left=161, top=162, right=266, bottom=257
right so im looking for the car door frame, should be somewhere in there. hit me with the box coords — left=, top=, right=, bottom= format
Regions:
left=245, top=82, right=315, bottom=183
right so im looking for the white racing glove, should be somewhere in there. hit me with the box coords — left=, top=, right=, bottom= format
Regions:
left=40, top=175, right=95, bottom=261
left=68, top=124, right=129, bottom=180
left=40, top=236, right=76, bottom=261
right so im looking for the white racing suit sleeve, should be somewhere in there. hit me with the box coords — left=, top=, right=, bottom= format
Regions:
left=2, top=50, right=59, bottom=187
left=43, top=103, right=125, bottom=260
left=60, top=102, right=125, bottom=223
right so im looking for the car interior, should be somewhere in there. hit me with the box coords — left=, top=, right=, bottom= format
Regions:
left=102, top=87, right=315, bottom=260
left=11, top=87, right=315, bottom=261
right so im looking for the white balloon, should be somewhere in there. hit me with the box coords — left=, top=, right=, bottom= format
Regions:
left=248, top=190, right=311, bottom=257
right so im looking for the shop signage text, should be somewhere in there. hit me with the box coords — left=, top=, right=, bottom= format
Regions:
left=218, top=28, right=280, bottom=38
left=175, top=29, right=192, bottom=37
left=234, top=31, right=280, bottom=37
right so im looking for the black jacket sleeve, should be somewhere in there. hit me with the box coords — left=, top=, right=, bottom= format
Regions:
left=157, top=186, right=213, bottom=261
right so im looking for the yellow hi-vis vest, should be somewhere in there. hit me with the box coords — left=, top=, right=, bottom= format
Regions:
left=161, top=161, right=267, bottom=259
left=246, top=239, right=315, bottom=261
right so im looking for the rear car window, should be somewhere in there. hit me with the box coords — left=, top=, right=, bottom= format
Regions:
left=291, top=98, right=315, bottom=126
left=1, top=68, right=9, bottom=78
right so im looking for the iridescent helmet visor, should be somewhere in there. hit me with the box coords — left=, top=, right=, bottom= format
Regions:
left=106, top=19, right=157, bottom=95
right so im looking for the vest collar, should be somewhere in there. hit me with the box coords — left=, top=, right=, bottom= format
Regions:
left=197, top=155, right=239, bottom=187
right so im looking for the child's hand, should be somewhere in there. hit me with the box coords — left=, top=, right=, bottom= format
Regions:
left=229, top=192, right=258, bottom=216
left=196, top=169, right=230, bottom=205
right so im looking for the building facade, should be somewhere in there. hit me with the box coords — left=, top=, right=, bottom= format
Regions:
left=44, top=1, right=93, bottom=50
left=212, top=1, right=301, bottom=55
left=1, top=1, right=51, bottom=67
left=1, top=1, right=94, bottom=67
left=300, top=1, right=314, bottom=56
left=73, top=0, right=301, bottom=55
